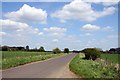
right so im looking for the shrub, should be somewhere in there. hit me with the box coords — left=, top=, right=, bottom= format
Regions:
left=53, top=48, right=61, bottom=54
left=64, top=48, right=69, bottom=53
left=82, top=48, right=101, bottom=60
left=39, top=46, right=45, bottom=52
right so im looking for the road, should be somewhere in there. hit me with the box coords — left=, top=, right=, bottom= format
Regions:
left=2, top=53, right=78, bottom=78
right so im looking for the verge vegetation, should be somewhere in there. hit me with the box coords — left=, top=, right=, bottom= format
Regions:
left=69, top=53, right=118, bottom=78
left=1, top=51, right=65, bottom=69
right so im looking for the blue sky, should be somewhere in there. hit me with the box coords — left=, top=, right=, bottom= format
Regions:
left=1, top=0, right=118, bottom=51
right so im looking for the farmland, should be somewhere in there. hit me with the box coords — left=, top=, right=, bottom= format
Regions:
left=69, top=53, right=118, bottom=78
left=1, top=51, right=65, bottom=69
left=101, top=53, right=120, bottom=64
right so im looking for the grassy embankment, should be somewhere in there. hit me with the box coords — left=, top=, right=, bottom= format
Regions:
left=69, top=53, right=118, bottom=79
left=1, top=51, right=66, bottom=69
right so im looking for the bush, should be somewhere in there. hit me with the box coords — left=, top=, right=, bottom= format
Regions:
left=64, top=48, right=69, bottom=53
left=53, top=48, right=61, bottom=54
left=82, top=48, right=101, bottom=60
left=39, top=46, right=45, bottom=52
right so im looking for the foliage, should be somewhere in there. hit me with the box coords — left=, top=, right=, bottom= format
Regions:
left=52, top=48, right=61, bottom=54
left=64, top=48, right=69, bottom=53
left=69, top=53, right=118, bottom=78
left=82, top=48, right=101, bottom=60
left=26, top=45, right=29, bottom=51
left=39, top=46, right=45, bottom=52
left=1, top=46, right=8, bottom=51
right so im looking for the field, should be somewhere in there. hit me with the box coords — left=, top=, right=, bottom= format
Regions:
left=101, top=53, right=120, bottom=64
left=2, top=51, right=52, bottom=59
left=69, top=53, right=118, bottom=78
left=1, top=51, right=65, bottom=69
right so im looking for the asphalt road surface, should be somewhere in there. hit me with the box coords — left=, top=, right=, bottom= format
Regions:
left=2, top=53, right=77, bottom=78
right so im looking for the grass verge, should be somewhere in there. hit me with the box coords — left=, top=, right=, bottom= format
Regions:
left=1, top=51, right=66, bottom=69
left=69, top=53, right=118, bottom=79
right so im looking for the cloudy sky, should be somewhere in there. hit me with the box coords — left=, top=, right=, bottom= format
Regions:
left=1, top=0, right=118, bottom=51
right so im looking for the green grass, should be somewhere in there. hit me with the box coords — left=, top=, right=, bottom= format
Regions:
left=101, top=53, right=120, bottom=64
left=1, top=51, right=65, bottom=69
left=2, top=51, right=52, bottom=59
left=69, top=53, right=118, bottom=78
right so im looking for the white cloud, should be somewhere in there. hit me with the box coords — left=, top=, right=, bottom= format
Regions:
left=5, top=4, right=47, bottom=24
left=0, top=19, right=43, bottom=36
left=102, top=26, right=113, bottom=31
left=107, top=35, right=118, bottom=39
left=85, top=33, right=93, bottom=36
left=81, top=24, right=114, bottom=32
left=80, top=33, right=93, bottom=37
left=52, top=39, right=59, bottom=42
left=102, top=2, right=119, bottom=6
left=83, top=0, right=119, bottom=6
left=43, top=27, right=66, bottom=33
left=63, top=35, right=82, bottom=43
left=51, top=0, right=116, bottom=22
left=83, top=0, right=119, bottom=3
left=51, top=33, right=65, bottom=37
left=38, top=32, right=44, bottom=35
left=43, top=27, right=67, bottom=37
left=0, top=32, right=7, bottom=37
left=81, top=24, right=100, bottom=31
left=1, top=19, right=29, bottom=31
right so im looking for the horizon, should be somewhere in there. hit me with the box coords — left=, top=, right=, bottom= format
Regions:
left=1, top=45, right=119, bottom=51
left=1, top=0, right=118, bottom=51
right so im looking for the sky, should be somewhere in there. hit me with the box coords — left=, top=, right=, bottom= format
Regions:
left=0, top=0, right=119, bottom=51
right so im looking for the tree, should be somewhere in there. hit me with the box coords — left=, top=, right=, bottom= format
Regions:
left=26, top=45, right=29, bottom=51
left=64, top=48, right=69, bottom=53
left=82, top=48, right=101, bottom=60
left=39, top=46, right=45, bottom=52
left=1, top=46, right=8, bottom=51
left=17, top=47, right=25, bottom=51
left=53, top=48, right=61, bottom=54
left=109, top=48, right=116, bottom=53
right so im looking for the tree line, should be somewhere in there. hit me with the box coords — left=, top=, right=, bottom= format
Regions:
left=104, top=48, right=120, bottom=54
left=0, top=45, right=70, bottom=54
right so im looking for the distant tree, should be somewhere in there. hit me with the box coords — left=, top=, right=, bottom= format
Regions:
left=29, top=48, right=37, bottom=52
left=0, top=46, right=2, bottom=51
left=8, top=47, right=18, bottom=51
left=17, top=47, right=25, bottom=51
left=1, top=46, right=8, bottom=51
left=34, top=48, right=38, bottom=51
left=39, top=46, right=45, bottom=52
left=116, top=48, right=120, bottom=54
left=26, top=45, right=29, bottom=51
left=53, top=48, right=61, bottom=54
left=109, top=48, right=116, bottom=53
left=73, top=50, right=79, bottom=53
left=64, top=48, right=69, bottom=53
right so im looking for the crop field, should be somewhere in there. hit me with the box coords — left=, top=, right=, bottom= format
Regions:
left=69, top=53, right=118, bottom=78
left=2, top=51, right=52, bottom=59
left=101, top=53, right=120, bottom=64
left=1, top=51, right=65, bottom=69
